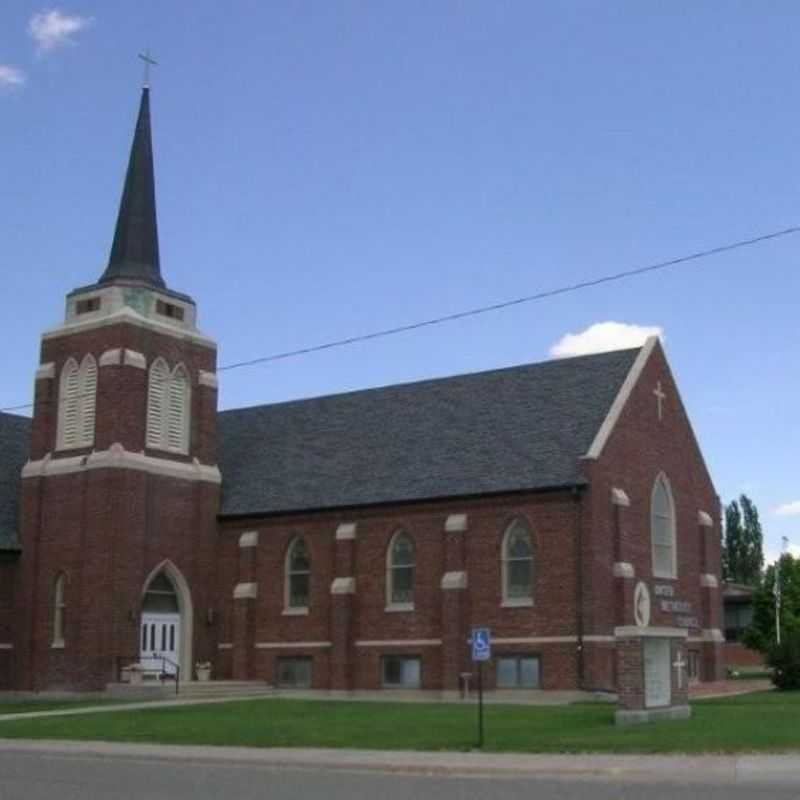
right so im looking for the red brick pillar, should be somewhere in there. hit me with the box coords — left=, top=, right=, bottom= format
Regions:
left=440, top=513, right=468, bottom=694
left=611, top=488, right=636, bottom=626
left=330, top=523, right=357, bottom=691
left=697, top=510, right=725, bottom=681
left=232, top=530, right=259, bottom=680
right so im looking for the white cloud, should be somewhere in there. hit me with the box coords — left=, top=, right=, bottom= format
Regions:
left=775, top=501, right=800, bottom=518
left=549, top=321, right=664, bottom=359
left=0, top=65, right=26, bottom=88
left=29, top=9, right=92, bottom=52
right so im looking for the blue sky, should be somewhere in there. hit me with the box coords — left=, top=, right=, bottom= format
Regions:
left=2, top=2, right=798, bottom=560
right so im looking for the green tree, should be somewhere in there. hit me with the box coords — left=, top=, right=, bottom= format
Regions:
left=723, top=494, right=764, bottom=585
left=743, top=555, right=800, bottom=654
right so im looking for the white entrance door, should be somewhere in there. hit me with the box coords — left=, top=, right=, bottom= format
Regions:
left=140, top=613, right=181, bottom=675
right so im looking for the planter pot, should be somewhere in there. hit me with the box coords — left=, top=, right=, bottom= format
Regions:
left=196, top=668, right=212, bottom=682
left=129, top=670, right=144, bottom=685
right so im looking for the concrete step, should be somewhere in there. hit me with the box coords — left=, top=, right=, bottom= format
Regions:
left=106, top=680, right=275, bottom=701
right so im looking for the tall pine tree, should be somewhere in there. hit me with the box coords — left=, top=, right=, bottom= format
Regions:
left=723, top=494, right=764, bottom=585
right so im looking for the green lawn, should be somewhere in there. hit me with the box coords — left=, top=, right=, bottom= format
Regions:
left=0, top=691, right=798, bottom=753
left=0, top=692, right=800, bottom=753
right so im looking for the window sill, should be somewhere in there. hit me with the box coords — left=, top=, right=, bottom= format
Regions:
left=652, top=573, right=678, bottom=581
left=385, top=603, right=415, bottom=613
left=51, top=641, right=65, bottom=650
left=282, top=607, right=309, bottom=616
left=501, top=598, right=534, bottom=608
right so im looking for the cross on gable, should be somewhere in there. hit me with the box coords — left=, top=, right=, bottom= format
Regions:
left=673, top=649, right=687, bottom=689
left=653, top=381, right=666, bottom=421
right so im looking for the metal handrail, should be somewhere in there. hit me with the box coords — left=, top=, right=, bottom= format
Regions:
left=158, top=654, right=181, bottom=696
left=115, top=654, right=180, bottom=695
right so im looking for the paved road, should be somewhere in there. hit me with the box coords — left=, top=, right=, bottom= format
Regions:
left=1, top=750, right=800, bottom=800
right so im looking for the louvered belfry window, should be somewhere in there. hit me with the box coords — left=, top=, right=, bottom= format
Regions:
left=146, top=358, right=191, bottom=454
left=57, top=355, right=98, bottom=450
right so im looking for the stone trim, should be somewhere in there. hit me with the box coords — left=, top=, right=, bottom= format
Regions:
left=282, top=607, right=308, bottom=616
left=501, top=597, right=534, bottom=608
left=35, top=363, right=55, bottom=380
left=700, top=573, right=718, bottom=588
left=0, top=643, right=13, bottom=651
left=355, top=639, right=442, bottom=647
left=584, top=336, right=659, bottom=460
left=614, top=625, right=688, bottom=639
left=335, top=523, right=357, bottom=541
left=611, top=488, right=631, bottom=507
left=331, top=577, right=356, bottom=595
left=700, top=628, right=725, bottom=643
left=199, top=370, right=218, bottom=389
left=255, top=641, right=332, bottom=649
left=489, top=636, right=577, bottom=645
left=233, top=582, right=258, bottom=600
left=613, top=562, right=635, bottom=578
left=698, top=510, right=714, bottom=528
left=217, top=643, right=233, bottom=650
left=440, top=571, right=467, bottom=590
left=239, top=531, right=259, bottom=548
left=616, top=706, right=691, bottom=726
left=43, top=305, right=217, bottom=350
left=444, top=514, right=468, bottom=533
left=22, top=446, right=222, bottom=485
left=385, top=603, right=415, bottom=613
left=123, top=349, right=147, bottom=370
left=99, top=349, right=122, bottom=367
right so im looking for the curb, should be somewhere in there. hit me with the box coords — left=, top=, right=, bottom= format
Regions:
left=1, top=740, right=800, bottom=786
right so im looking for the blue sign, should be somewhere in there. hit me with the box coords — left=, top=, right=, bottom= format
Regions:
left=471, top=627, right=491, bottom=662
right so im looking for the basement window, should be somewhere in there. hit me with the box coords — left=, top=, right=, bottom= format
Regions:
left=381, top=655, right=421, bottom=689
left=156, top=300, right=185, bottom=321
left=496, top=655, right=540, bottom=689
left=276, top=657, right=312, bottom=689
left=75, top=297, right=101, bottom=315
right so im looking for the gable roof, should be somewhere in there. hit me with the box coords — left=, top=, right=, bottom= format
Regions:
left=218, top=347, right=641, bottom=517
left=0, top=413, right=31, bottom=551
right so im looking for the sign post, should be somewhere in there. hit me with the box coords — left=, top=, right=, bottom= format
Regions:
left=471, top=627, right=491, bottom=749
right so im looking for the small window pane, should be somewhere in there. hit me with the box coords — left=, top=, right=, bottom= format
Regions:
left=519, top=657, right=540, bottom=688
left=392, top=535, right=414, bottom=567
left=507, top=530, right=532, bottom=559
left=497, top=658, right=518, bottom=688
left=507, top=561, right=531, bottom=597
left=289, top=573, right=310, bottom=608
left=277, top=657, right=312, bottom=688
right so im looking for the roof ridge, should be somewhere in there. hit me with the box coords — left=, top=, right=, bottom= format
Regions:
left=218, top=346, right=643, bottom=416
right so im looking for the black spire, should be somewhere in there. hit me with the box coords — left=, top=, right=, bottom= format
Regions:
left=99, top=87, right=165, bottom=288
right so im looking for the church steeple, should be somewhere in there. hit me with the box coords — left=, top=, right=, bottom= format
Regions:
left=98, top=87, right=165, bottom=289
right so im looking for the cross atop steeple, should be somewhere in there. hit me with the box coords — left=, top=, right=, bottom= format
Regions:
left=138, top=49, right=158, bottom=88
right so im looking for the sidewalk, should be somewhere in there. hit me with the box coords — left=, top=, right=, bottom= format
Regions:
left=1, top=739, right=799, bottom=787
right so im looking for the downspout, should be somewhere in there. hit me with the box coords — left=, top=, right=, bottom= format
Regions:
left=572, top=485, right=584, bottom=690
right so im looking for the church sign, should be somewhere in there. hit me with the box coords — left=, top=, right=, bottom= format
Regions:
left=653, top=584, right=699, bottom=630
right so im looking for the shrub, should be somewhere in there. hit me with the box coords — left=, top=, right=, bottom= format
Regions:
left=767, top=632, right=800, bottom=691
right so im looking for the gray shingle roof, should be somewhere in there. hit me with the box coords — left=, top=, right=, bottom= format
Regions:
left=218, top=347, right=640, bottom=517
left=0, top=413, right=30, bottom=550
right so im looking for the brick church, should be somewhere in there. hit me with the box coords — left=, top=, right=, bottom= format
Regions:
left=0, top=87, right=725, bottom=694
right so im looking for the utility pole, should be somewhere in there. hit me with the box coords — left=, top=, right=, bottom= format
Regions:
left=776, top=537, right=790, bottom=645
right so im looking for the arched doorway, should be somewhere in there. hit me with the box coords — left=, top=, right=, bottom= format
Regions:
left=140, top=561, right=193, bottom=679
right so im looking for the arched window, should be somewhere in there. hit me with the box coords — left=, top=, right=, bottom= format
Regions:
left=285, top=538, right=310, bottom=610
left=651, top=473, right=677, bottom=579
left=502, top=518, right=533, bottom=604
left=142, top=572, right=179, bottom=613
left=387, top=531, right=415, bottom=607
left=57, top=355, right=97, bottom=450
left=147, top=359, right=191, bottom=454
left=52, top=573, right=66, bottom=647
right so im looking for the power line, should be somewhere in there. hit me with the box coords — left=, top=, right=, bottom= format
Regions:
left=216, top=225, right=800, bottom=371
left=2, top=224, right=799, bottom=414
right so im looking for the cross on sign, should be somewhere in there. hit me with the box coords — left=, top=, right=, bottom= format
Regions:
left=673, top=650, right=687, bottom=689
left=653, top=381, right=666, bottom=421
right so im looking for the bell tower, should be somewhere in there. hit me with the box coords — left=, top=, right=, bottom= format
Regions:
left=16, top=86, right=221, bottom=690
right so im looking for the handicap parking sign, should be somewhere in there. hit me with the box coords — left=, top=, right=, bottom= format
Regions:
left=471, top=627, right=491, bottom=662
